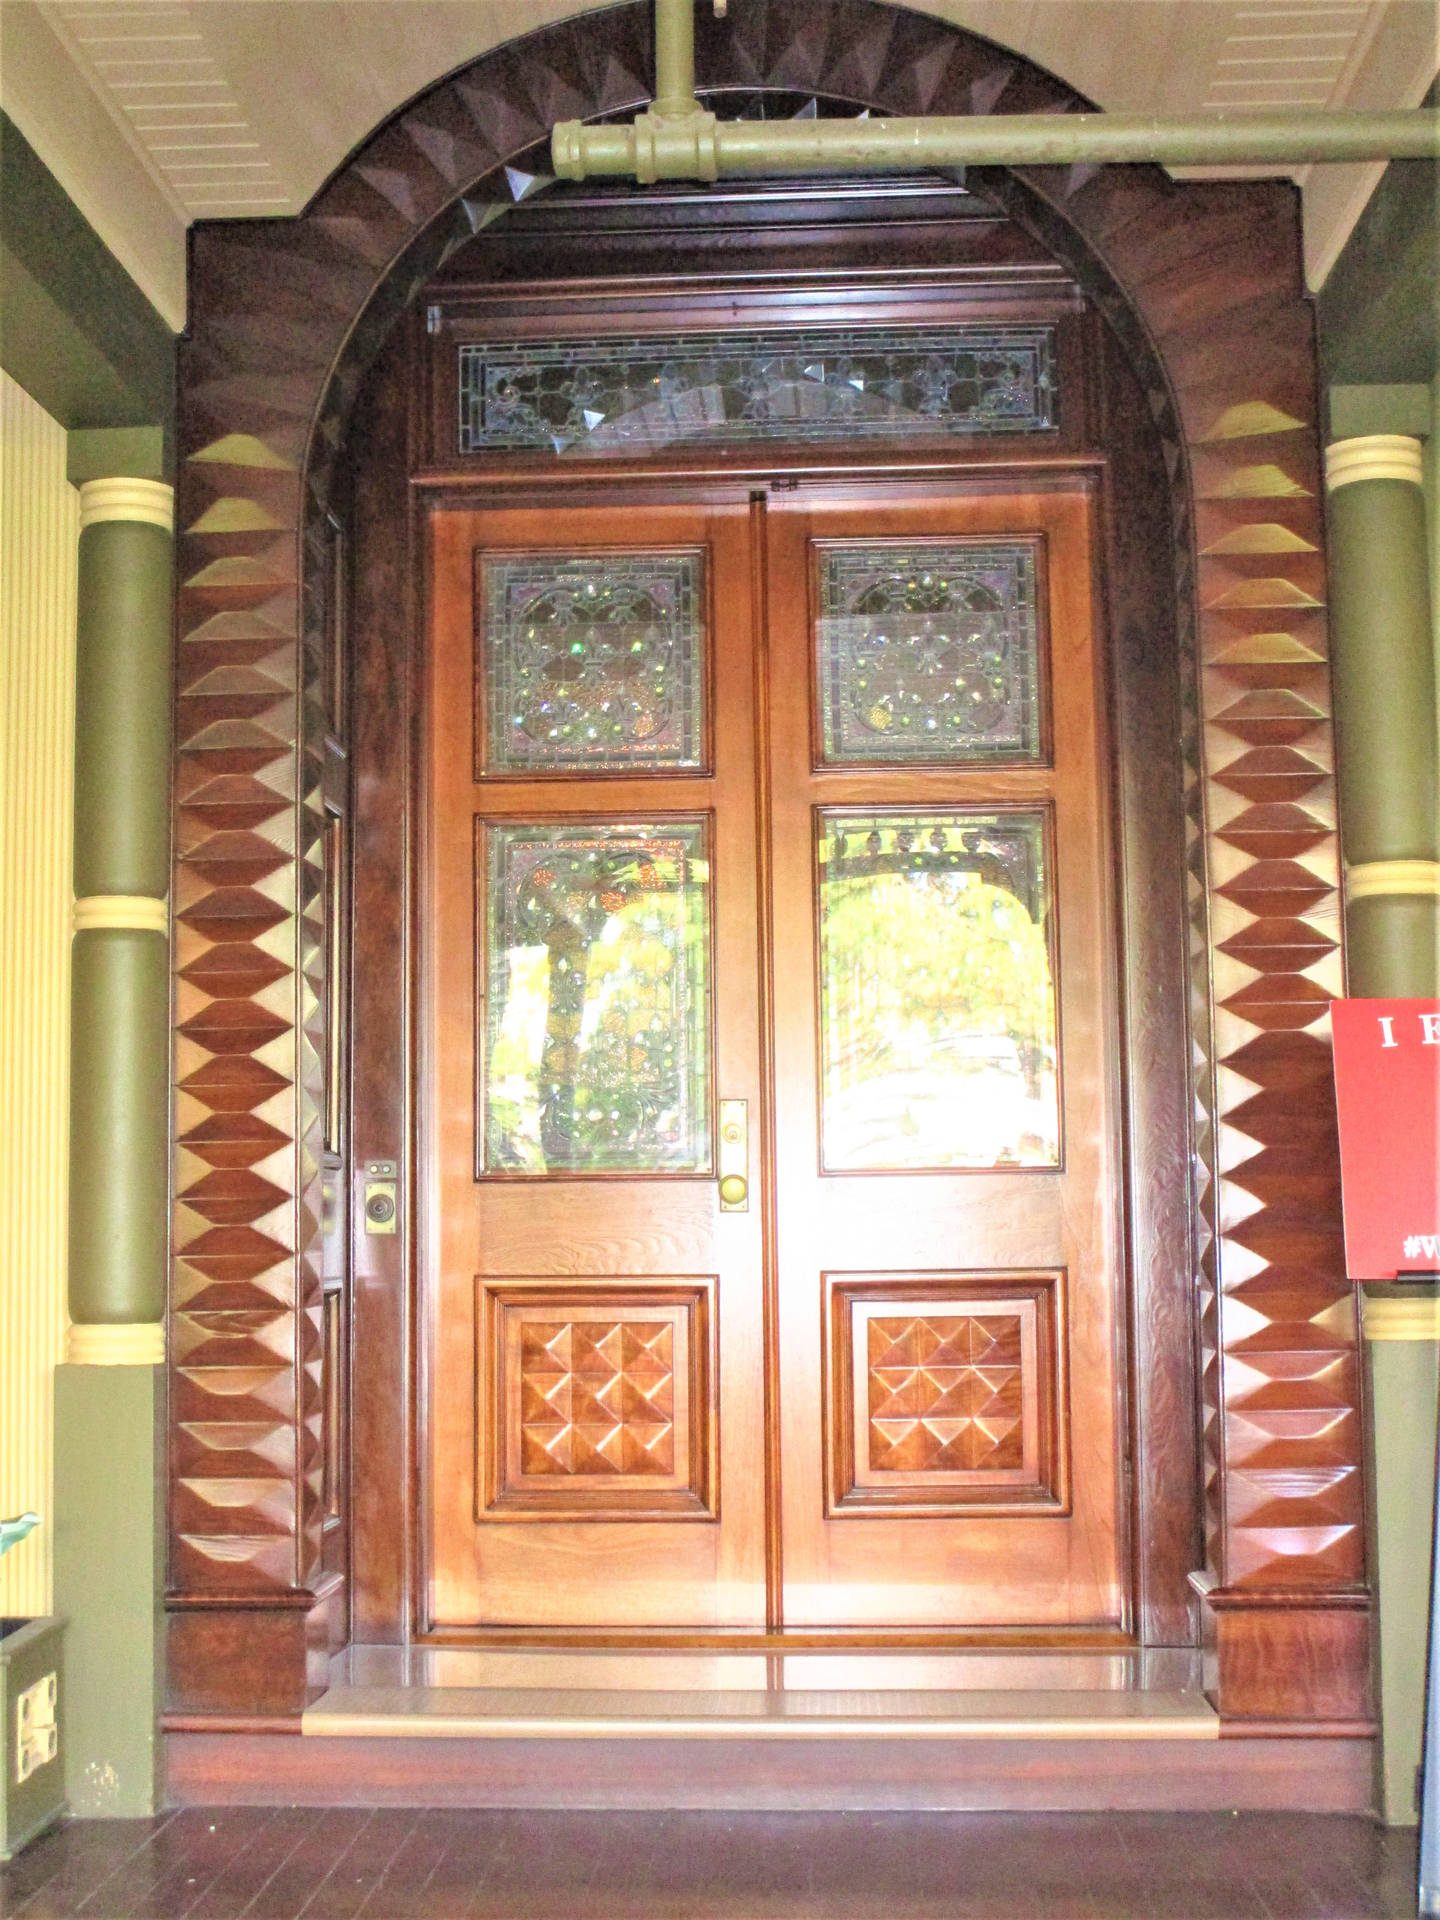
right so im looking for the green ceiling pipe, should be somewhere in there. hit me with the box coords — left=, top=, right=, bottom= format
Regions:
left=654, top=0, right=697, bottom=118
left=556, top=0, right=1440, bottom=182
left=555, top=109, right=1440, bottom=183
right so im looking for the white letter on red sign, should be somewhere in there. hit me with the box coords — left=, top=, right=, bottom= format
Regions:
left=1421, top=1013, right=1440, bottom=1045
left=1379, top=1016, right=1398, bottom=1048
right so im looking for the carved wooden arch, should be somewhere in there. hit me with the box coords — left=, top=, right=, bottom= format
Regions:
left=169, top=0, right=1362, bottom=1722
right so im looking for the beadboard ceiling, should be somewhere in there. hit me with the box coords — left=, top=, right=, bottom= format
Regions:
left=2, top=0, right=1436, bottom=329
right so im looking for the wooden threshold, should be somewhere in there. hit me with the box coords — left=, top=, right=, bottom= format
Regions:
left=302, top=1685, right=1218, bottom=1742
left=164, top=1649, right=1374, bottom=1811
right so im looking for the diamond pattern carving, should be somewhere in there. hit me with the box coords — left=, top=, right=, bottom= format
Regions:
left=519, top=1320, right=676, bottom=1476
left=867, top=1315, right=1023, bottom=1472
left=828, top=1276, right=1065, bottom=1515
left=168, top=0, right=1362, bottom=1715
left=479, top=1281, right=715, bottom=1519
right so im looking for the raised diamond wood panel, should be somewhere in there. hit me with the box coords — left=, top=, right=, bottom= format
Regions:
left=519, top=1321, right=676, bottom=1477
left=168, top=0, right=1363, bottom=1714
left=826, top=1275, right=1067, bottom=1516
left=478, top=1280, right=716, bottom=1520
left=867, top=1314, right=1025, bottom=1472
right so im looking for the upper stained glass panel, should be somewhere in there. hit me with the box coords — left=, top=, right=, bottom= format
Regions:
left=479, top=551, right=705, bottom=774
left=482, top=820, right=712, bottom=1175
left=458, top=327, right=1056, bottom=455
left=817, top=542, right=1043, bottom=765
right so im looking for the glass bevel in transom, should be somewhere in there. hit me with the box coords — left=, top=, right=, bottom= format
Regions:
left=481, top=819, right=713, bottom=1175
left=817, top=809, right=1060, bottom=1172
left=816, top=543, right=1044, bottom=765
left=458, top=326, right=1057, bottom=455
left=478, top=550, right=706, bottom=775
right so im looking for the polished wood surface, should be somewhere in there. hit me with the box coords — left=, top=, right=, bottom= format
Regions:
left=347, top=322, right=420, bottom=1647
left=166, top=0, right=1364, bottom=1728
left=5, top=1806, right=1408, bottom=1914
left=159, top=1729, right=1374, bottom=1815
left=765, top=487, right=1123, bottom=1629
left=424, top=484, right=1124, bottom=1638
left=427, top=503, right=767, bottom=1631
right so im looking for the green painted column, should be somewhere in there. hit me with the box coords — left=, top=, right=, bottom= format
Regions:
left=1326, top=432, right=1440, bottom=1826
left=66, top=478, right=173, bottom=1354
left=54, top=471, right=172, bottom=1818
left=1327, top=436, right=1440, bottom=995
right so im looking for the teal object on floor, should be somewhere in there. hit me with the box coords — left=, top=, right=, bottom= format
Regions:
left=0, top=1514, right=39, bottom=1557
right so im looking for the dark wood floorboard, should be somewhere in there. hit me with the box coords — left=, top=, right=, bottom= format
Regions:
left=2, top=1810, right=1421, bottom=1919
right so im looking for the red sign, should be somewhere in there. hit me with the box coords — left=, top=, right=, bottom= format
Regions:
left=1331, top=998, right=1440, bottom=1280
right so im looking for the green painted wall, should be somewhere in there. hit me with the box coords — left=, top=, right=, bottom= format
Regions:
left=0, top=113, right=175, bottom=449
left=52, top=1367, right=162, bottom=1817
left=1318, top=121, right=1440, bottom=1827
left=1, top=109, right=177, bottom=1826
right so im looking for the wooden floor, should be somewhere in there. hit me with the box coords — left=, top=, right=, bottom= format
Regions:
left=0, top=1809, right=1421, bottom=1918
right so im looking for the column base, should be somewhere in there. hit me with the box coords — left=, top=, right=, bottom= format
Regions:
left=1190, top=1575, right=1372, bottom=1724
left=52, top=1363, right=163, bottom=1816
left=1363, top=1293, right=1440, bottom=1824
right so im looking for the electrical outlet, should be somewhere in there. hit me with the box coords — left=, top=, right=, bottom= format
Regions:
left=15, top=1672, right=57, bottom=1784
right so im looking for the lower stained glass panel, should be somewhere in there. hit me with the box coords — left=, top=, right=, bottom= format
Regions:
left=817, top=810, right=1059, bottom=1172
left=481, top=819, right=712, bottom=1174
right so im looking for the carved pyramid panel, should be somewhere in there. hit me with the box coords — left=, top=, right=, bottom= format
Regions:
left=478, top=1280, right=715, bottom=1520
left=827, top=1275, right=1066, bottom=1516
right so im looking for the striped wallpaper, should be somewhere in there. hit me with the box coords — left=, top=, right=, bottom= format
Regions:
left=0, top=371, right=77, bottom=1618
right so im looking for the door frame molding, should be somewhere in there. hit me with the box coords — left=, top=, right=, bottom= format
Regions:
left=166, top=0, right=1365, bottom=1730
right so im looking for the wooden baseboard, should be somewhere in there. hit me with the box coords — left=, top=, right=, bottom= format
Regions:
left=164, top=1729, right=1374, bottom=1813
left=166, top=1577, right=347, bottom=1716
left=1191, top=1583, right=1373, bottom=1724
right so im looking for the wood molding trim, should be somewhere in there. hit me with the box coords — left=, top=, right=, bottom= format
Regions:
left=166, top=0, right=1361, bottom=1716
left=163, top=1727, right=1373, bottom=1812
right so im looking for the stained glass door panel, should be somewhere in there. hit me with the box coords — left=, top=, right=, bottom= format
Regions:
left=477, top=550, right=706, bottom=774
left=815, top=541, right=1045, bottom=765
left=767, top=487, right=1125, bottom=1631
left=480, top=819, right=712, bottom=1174
left=817, top=809, right=1059, bottom=1171
left=428, top=501, right=766, bottom=1632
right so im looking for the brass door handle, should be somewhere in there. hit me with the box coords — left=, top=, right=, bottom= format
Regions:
left=719, top=1100, right=748, bottom=1212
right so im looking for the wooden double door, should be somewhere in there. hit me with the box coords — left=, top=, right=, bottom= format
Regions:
left=425, top=477, right=1126, bottom=1637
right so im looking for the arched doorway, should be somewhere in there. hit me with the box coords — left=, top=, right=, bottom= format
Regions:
left=165, top=2, right=1365, bottom=1787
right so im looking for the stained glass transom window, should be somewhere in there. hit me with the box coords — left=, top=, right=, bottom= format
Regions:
left=482, top=820, right=712, bottom=1175
left=817, top=543, right=1043, bottom=765
left=479, top=552, right=705, bottom=774
left=817, top=810, right=1059, bottom=1172
left=458, top=327, right=1056, bottom=455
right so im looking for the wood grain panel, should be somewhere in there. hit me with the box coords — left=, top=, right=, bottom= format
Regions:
left=162, top=1728, right=1374, bottom=1812
left=478, top=1278, right=717, bottom=1520
left=826, top=1273, right=1067, bottom=1516
left=168, top=0, right=1363, bottom=1721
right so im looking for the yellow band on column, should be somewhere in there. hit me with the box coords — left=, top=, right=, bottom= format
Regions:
left=77, top=478, right=174, bottom=533
left=1363, top=1294, right=1440, bottom=1341
left=66, top=1323, right=165, bottom=1365
left=73, top=894, right=170, bottom=935
left=1325, top=435, right=1424, bottom=492
left=1345, top=859, right=1440, bottom=903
